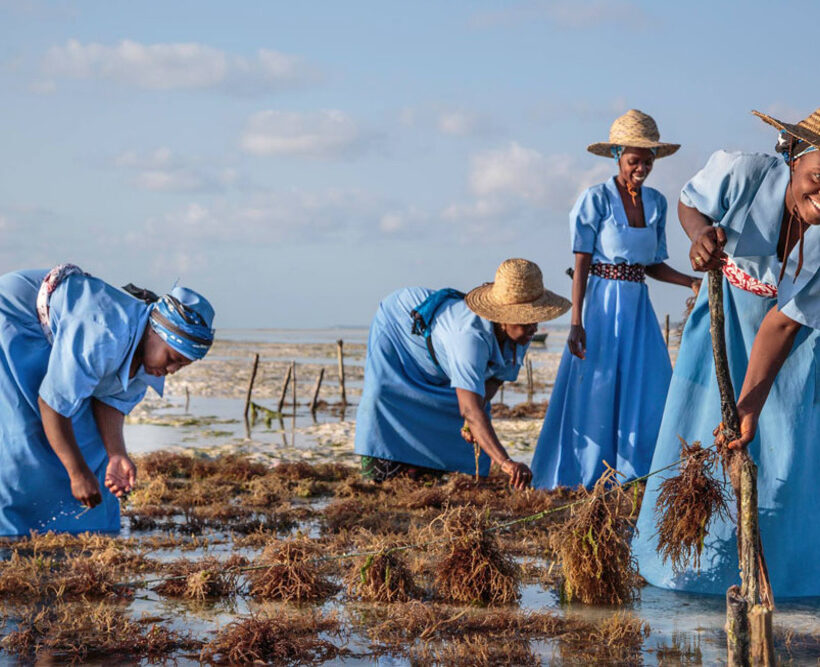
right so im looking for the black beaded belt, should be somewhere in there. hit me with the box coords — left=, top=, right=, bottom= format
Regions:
left=590, top=263, right=645, bottom=282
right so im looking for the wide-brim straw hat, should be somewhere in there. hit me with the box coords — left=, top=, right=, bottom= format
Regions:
left=587, top=109, right=680, bottom=158
left=752, top=108, right=820, bottom=150
left=465, top=258, right=570, bottom=324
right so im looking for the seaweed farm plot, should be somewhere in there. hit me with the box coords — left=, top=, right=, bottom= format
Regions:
left=2, top=452, right=819, bottom=665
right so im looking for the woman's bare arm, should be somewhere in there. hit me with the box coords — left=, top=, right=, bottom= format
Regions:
left=568, top=253, right=592, bottom=359
left=92, top=399, right=137, bottom=497
left=38, top=397, right=102, bottom=507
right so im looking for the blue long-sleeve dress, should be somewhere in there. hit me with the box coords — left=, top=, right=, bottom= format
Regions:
left=354, top=287, right=527, bottom=476
left=0, top=269, right=163, bottom=537
left=633, top=151, right=820, bottom=598
left=531, top=177, right=672, bottom=489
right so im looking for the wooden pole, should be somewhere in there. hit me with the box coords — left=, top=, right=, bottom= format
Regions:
left=243, top=353, right=260, bottom=418
left=336, top=339, right=347, bottom=406
left=310, top=368, right=325, bottom=413
left=525, top=356, right=534, bottom=403
left=707, top=268, right=774, bottom=664
left=276, top=364, right=292, bottom=414
left=184, top=385, right=190, bottom=413
left=499, top=383, right=504, bottom=405
left=291, top=361, right=297, bottom=416
left=665, top=313, right=670, bottom=348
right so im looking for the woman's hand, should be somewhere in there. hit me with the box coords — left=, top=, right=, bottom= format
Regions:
left=728, top=408, right=759, bottom=450
left=70, top=468, right=102, bottom=507
left=500, top=459, right=532, bottom=490
left=568, top=324, right=586, bottom=359
left=460, top=421, right=477, bottom=445
left=105, top=454, right=137, bottom=497
left=689, top=226, right=727, bottom=271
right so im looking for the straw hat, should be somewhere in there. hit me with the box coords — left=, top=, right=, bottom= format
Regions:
left=465, top=258, right=570, bottom=324
left=752, top=107, right=820, bottom=150
left=587, top=109, right=680, bottom=158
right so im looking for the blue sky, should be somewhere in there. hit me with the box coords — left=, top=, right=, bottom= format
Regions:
left=1, top=0, right=816, bottom=328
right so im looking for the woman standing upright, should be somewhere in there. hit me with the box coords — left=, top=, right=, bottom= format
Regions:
left=531, top=110, right=700, bottom=489
left=634, top=108, right=820, bottom=597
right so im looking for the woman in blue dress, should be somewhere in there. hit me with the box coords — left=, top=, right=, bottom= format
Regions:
left=0, top=264, right=215, bottom=537
left=354, top=258, right=570, bottom=488
left=531, top=110, right=700, bottom=490
left=633, top=108, right=820, bottom=598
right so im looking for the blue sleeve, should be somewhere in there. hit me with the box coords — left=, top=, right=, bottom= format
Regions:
left=438, top=332, right=491, bottom=396
left=679, top=150, right=744, bottom=223
left=39, top=315, right=126, bottom=418
left=653, top=193, right=669, bottom=264
left=570, top=187, right=604, bottom=254
left=95, top=383, right=150, bottom=415
left=778, top=266, right=820, bottom=330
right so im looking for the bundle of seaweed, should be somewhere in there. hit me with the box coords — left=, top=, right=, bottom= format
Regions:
left=0, top=601, right=198, bottom=663
left=322, top=497, right=414, bottom=535
left=410, top=633, right=539, bottom=666
left=548, top=466, right=639, bottom=604
left=199, top=611, right=344, bottom=665
left=490, top=400, right=548, bottom=419
left=153, top=556, right=240, bottom=600
left=557, top=612, right=649, bottom=665
left=247, top=539, right=336, bottom=602
left=428, top=506, right=520, bottom=606
left=346, top=546, right=421, bottom=603
left=48, top=555, right=130, bottom=600
left=654, top=438, right=729, bottom=572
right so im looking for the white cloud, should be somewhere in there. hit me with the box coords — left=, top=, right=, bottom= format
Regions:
left=113, top=148, right=238, bottom=193
left=40, top=39, right=315, bottom=93
left=239, top=110, right=361, bottom=158
left=437, top=111, right=480, bottom=136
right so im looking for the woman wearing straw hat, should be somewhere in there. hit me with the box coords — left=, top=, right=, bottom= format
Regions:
left=530, top=110, right=700, bottom=490
left=633, top=108, right=820, bottom=597
left=354, top=258, right=569, bottom=488
left=0, top=265, right=215, bottom=537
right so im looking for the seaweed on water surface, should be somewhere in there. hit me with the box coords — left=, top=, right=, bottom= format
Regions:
left=548, top=465, right=640, bottom=605
left=247, top=539, right=337, bottom=602
left=346, top=546, right=421, bottom=603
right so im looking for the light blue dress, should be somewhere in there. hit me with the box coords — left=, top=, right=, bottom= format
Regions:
left=633, top=151, right=820, bottom=598
left=354, top=287, right=527, bottom=475
left=0, top=269, right=164, bottom=537
left=531, top=177, right=672, bottom=489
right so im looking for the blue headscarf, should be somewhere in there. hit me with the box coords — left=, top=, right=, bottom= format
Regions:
left=611, top=145, right=658, bottom=160
left=148, top=287, right=215, bottom=360
left=777, top=129, right=818, bottom=163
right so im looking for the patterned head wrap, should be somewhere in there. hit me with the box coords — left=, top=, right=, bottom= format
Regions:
left=149, top=287, right=215, bottom=360
left=610, top=145, right=658, bottom=160
left=776, top=130, right=818, bottom=164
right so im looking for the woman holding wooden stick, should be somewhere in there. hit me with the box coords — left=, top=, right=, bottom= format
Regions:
left=354, top=258, right=569, bottom=487
left=634, top=108, right=820, bottom=597
left=530, top=110, right=699, bottom=490
left=0, top=265, right=215, bottom=537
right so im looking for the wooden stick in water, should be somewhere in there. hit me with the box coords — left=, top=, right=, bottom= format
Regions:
left=310, top=368, right=325, bottom=413
left=291, top=361, right=297, bottom=415
left=243, top=353, right=260, bottom=418
left=707, top=268, right=774, bottom=665
left=276, top=364, right=292, bottom=414
left=337, top=339, right=347, bottom=406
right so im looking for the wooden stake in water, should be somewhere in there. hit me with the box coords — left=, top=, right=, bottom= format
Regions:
left=243, top=353, right=260, bottom=418
left=291, top=361, right=297, bottom=415
left=665, top=313, right=670, bottom=348
left=276, top=364, right=292, bottom=414
left=525, top=356, right=534, bottom=403
left=184, top=385, right=190, bottom=413
left=337, top=339, right=347, bottom=406
left=310, top=368, right=325, bottom=413
left=707, top=268, right=774, bottom=666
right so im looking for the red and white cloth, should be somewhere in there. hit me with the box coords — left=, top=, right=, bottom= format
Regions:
left=36, top=263, right=86, bottom=344
left=722, top=257, right=777, bottom=298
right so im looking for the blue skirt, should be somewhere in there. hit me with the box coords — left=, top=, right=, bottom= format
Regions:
left=354, top=295, right=491, bottom=477
left=633, top=278, right=820, bottom=598
left=531, top=275, right=672, bottom=489
left=0, top=271, right=120, bottom=537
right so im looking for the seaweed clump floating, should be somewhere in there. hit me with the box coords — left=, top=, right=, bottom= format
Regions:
left=347, top=546, right=421, bottom=603
left=199, top=611, right=344, bottom=665
left=247, top=539, right=337, bottom=602
left=654, top=438, right=729, bottom=572
left=429, top=506, right=520, bottom=606
left=548, top=465, right=639, bottom=604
